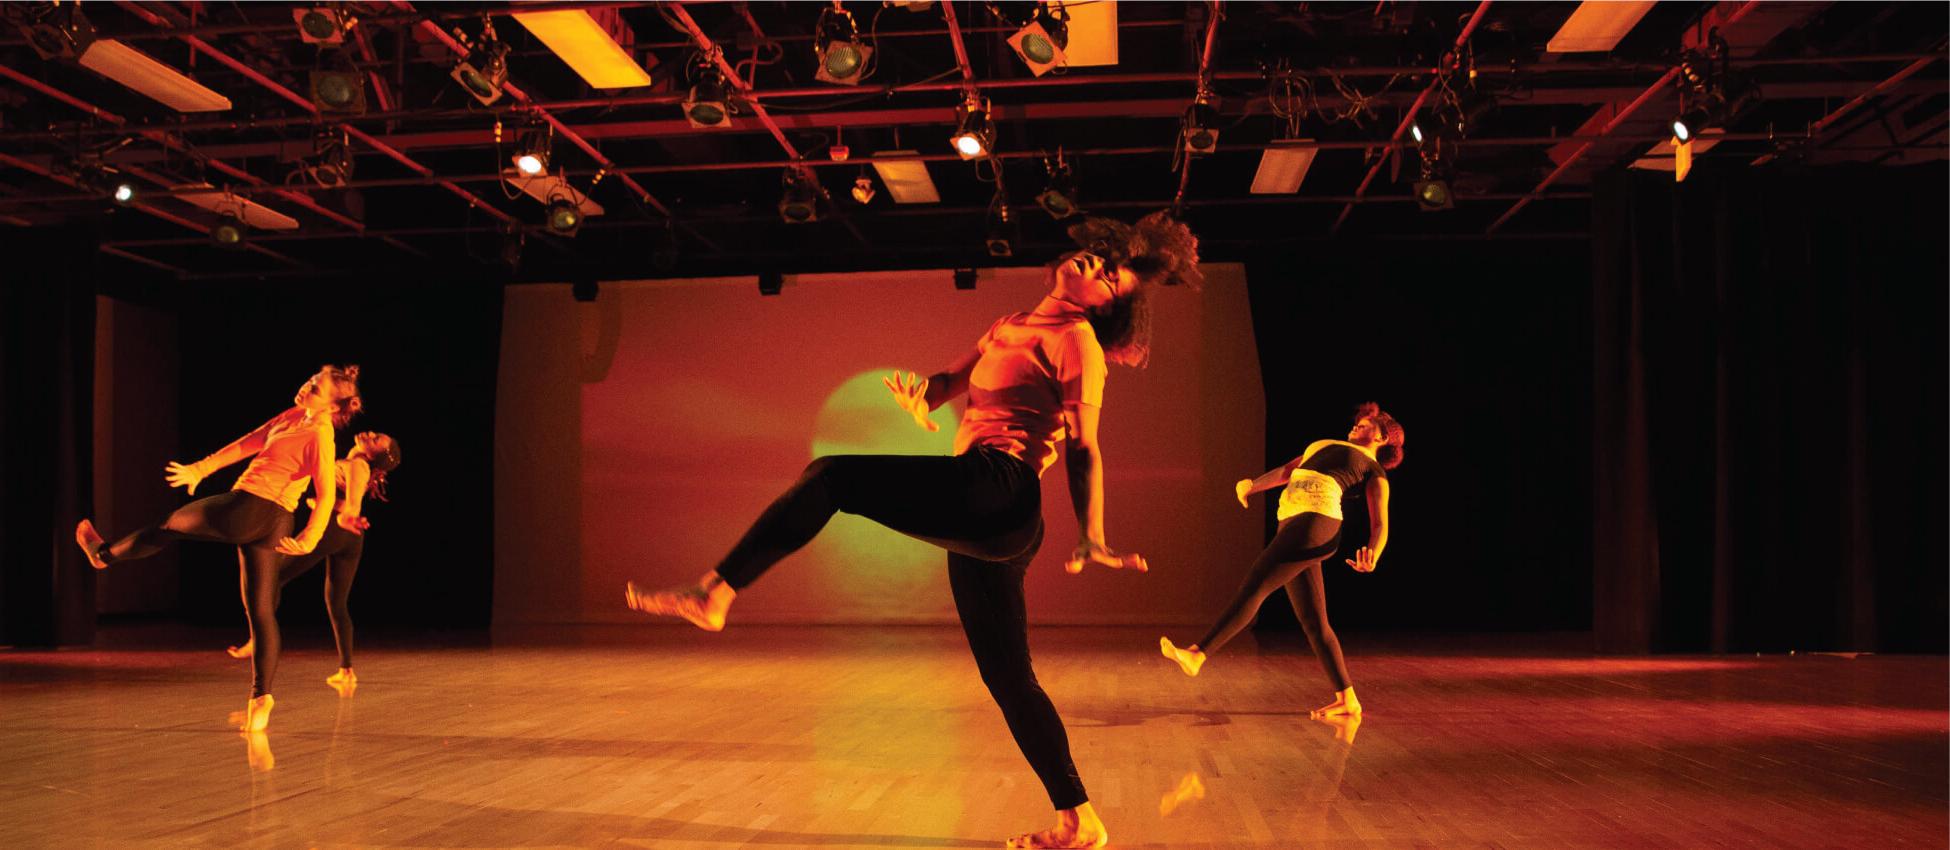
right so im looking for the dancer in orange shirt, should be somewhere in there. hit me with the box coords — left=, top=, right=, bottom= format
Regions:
left=628, top=212, right=1201, bottom=849
left=77, top=365, right=363, bottom=731
left=227, top=431, right=401, bottom=693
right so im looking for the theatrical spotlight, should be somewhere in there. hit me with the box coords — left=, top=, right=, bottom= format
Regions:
left=850, top=171, right=877, bottom=204
left=1034, top=151, right=1079, bottom=219
left=112, top=181, right=136, bottom=205
left=1409, top=120, right=1427, bottom=146
left=757, top=269, right=784, bottom=296
left=950, top=92, right=994, bottom=160
left=309, top=51, right=366, bottom=114
left=294, top=6, right=354, bottom=46
left=1672, top=102, right=1710, bottom=143
left=684, top=65, right=731, bottom=129
left=70, top=160, right=135, bottom=206
left=450, top=17, right=509, bottom=106
left=1413, top=177, right=1454, bottom=211
left=1006, top=3, right=1069, bottom=77
left=210, top=213, right=248, bottom=249
left=545, top=196, right=583, bottom=236
left=1181, top=90, right=1220, bottom=156
left=813, top=3, right=871, bottom=85
left=511, top=121, right=551, bottom=177
left=984, top=193, right=1016, bottom=257
left=953, top=268, right=977, bottom=290
left=779, top=168, right=823, bottom=223
left=291, top=126, right=353, bottom=188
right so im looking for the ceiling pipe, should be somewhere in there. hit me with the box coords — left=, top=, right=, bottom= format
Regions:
left=110, top=0, right=519, bottom=229
left=101, top=189, right=1598, bottom=248
left=0, top=129, right=1862, bottom=207
left=1750, top=49, right=1945, bottom=165
left=101, top=245, right=186, bottom=275
left=7, top=54, right=1938, bottom=144
left=0, top=150, right=303, bottom=268
left=1173, top=1, right=1224, bottom=212
left=1485, top=1, right=1763, bottom=233
left=1330, top=0, right=1494, bottom=234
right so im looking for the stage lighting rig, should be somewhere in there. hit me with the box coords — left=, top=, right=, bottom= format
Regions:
left=814, top=3, right=872, bottom=85
left=1034, top=150, right=1079, bottom=219
left=294, top=6, right=355, bottom=45
left=450, top=17, right=510, bottom=106
left=950, top=91, right=995, bottom=160
left=684, top=62, right=732, bottom=129
left=1005, top=3, right=1070, bottom=77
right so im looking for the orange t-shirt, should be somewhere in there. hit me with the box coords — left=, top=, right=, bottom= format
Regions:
left=231, top=407, right=333, bottom=512
left=952, top=305, right=1107, bottom=476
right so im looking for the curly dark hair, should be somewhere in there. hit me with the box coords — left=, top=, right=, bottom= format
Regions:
left=362, top=434, right=402, bottom=502
left=1355, top=402, right=1405, bottom=470
left=324, top=364, right=363, bottom=429
left=1064, top=210, right=1202, bottom=366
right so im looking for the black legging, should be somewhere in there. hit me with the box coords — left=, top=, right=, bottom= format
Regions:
left=268, top=524, right=364, bottom=669
left=97, top=490, right=293, bottom=697
left=1195, top=512, right=1352, bottom=691
left=713, top=447, right=1087, bottom=810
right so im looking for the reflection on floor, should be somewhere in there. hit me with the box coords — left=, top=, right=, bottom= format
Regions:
left=2, top=625, right=1943, bottom=849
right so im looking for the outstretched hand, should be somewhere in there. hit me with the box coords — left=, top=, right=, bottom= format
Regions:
left=1345, top=546, right=1378, bottom=573
left=882, top=371, right=938, bottom=432
left=335, top=512, right=370, bottom=535
left=165, top=461, right=206, bottom=495
left=1066, top=540, right=1148, bottom=574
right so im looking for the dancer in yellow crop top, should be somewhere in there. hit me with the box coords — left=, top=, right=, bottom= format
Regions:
left=77, top=364, right=363, bottom=732
left=1162, top=403, right=1404, bottom=721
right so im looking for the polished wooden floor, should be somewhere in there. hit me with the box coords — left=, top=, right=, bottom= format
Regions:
left=2, top=625, right=1943, bottom=849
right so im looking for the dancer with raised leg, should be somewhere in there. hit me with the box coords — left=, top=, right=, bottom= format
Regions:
left=1161, top=403, right=1402, bottom=719
left=227, top=431, right=402, bottom=694
left=626, top=212, right=1201, bottom=849
left=76, top=365, right=363, bottom=731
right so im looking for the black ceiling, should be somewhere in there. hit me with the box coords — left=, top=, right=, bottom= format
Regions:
left=0, top=1, right=1943, bottom=283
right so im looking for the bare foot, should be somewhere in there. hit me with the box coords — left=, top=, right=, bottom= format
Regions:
left=226, top=639, right=254, bottom=659
left=1006, top=803, right=1107, bottom=849
left=1310, top=687, right=1361, bottom=719
left=1157, top=771, right=1206, bottom=817
left=75, top=520, right=108, bottom=570
left=1159, top=637, right=1205, bottom=677
left=625, top=572, right=734, bottom=632
left=241, top=694, right=274, bottom=732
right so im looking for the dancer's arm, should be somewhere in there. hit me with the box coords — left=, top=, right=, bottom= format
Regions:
left=924, top=346, right=981, bottom=408
left=1238, top=440, right=1333, bottom=501
left=278, top=425, right=337, bottom=555
left=334, top=458, right=372, bottom=534
left=165, top=410, right=288, bottom=494
left=1054, top=328, right=1143, bottom=573
left=1345, top=476, right=1390, bottom=573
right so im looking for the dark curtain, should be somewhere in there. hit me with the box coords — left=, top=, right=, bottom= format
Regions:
left=1244, top=236, right=1595, bottom=634
left=1592, top=164, right=1948, bottom=653
left=0, top=225, right=98, bottom=647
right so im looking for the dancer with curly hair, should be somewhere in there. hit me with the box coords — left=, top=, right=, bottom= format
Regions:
left=1161, top=403, right=1403, bottom=720
left=627, top=212, right=1202, bottom=849
left=76, top=365, right=364, bottom=731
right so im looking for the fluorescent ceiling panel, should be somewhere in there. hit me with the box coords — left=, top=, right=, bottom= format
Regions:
left=1053, top=0, right=1117, bottom=67
left=78, top=39, right=231, bottom=112
left=176, top=184, right=299, bottom=230
left=1250, top=140, right=1320, bottom=194
left=512, top=10, right=652, bottom=89
left=870, top=151, right=941, bottom=204
left=1547, top=1, right=1658, bottom=54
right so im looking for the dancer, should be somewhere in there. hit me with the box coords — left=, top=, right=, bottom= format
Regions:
left=227, top=432, right=402, bottom=693
left=626, top=212, right=1201, bottom=849
left=76, top=365, right=363, bottom=731
left=1160, top=403, right=1402, bottom=719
